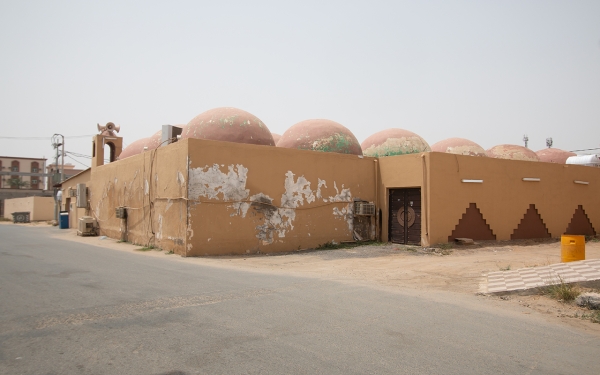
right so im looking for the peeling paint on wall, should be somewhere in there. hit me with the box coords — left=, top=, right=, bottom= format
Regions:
left=186, top=163, right=357, bottom=248
left=329, top=182, right=353, bottom=232
left=328, top=181, right=352, bottom=202
left=333, top=205, right=354, bottom=232
left=188, top=164, right=250, bottom=218
left=156, top=215, right=163, bottom=240
left=281, top=171, right=315, bottom=208
left=316, top=179, right=327, bottom=200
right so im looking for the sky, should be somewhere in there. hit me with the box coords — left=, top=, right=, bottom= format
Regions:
left=1, top=0, right=599, bottom=167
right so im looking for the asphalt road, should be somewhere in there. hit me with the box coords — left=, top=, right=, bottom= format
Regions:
left=1, top=224, right=599, bottom=375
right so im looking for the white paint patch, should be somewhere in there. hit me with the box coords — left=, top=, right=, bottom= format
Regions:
left=281, top=171, right=315, bottom=208
left=144, top=180, right=149, bottom=195
left=328, top=181, right=353, bottom=232
left=156, top=215, right=163, bottom=240
left=186, top=207, right=195, bottom=251
left=328, top=181, right=352, bottom=202
left=316, top=179, right=327, bottom=200
left=188, top=164, right=250, bottom=215
left=333, top=204, right=354, bottom=232
left=166, top=199, right=173, bottom=211
left=177, top=171, right=185, bottom=186
left=188, top=164, right=249, bottom=200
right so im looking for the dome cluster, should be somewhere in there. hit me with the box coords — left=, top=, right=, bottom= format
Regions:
left=119, top=108, right=573, bottom=163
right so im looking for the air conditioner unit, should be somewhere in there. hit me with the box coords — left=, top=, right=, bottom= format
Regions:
left=354, top=201, right=375, bottom=216
left=68, top=188, right=77, bottom=197
left=77, top=216, right=97, bottom=236
left=161, top=125, right=183, bottom=146
left=76, top=183, right=87, bottom=208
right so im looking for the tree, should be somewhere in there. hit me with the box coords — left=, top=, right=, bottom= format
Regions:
left=6, top=177, right=30, bottom=189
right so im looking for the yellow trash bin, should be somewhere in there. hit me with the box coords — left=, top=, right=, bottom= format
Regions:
left=561, top=235, right=585, bottom=263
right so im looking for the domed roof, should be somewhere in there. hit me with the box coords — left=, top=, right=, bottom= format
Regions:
left=535, top=148, right=576, bottom=164
left=486, top=144, right=540, bottom=162
left=271, top=133, right=282, bottom=145
left=277, top=119, right=362, bottom=155
left=119, top=137, right=152, bottom=159
left=431, top=137, right=486, bottom=157
left=182, top=107, right=275, bottom=146
left=361, top=128, right=430, bottom=157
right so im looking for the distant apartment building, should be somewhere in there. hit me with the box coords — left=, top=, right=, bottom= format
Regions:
left=0, top=156, right=52, bottom=217
left=0, top=156, right=47, bottom=190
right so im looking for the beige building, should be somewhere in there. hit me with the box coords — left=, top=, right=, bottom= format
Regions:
left=0, top=156, right=52, bottom=218
left=60, top=132, right=598, bottom=256
left=0, top=156, right=46, bottom=190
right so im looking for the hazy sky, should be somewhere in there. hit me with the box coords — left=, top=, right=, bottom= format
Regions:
left=1, top=0, right=599, bottom=167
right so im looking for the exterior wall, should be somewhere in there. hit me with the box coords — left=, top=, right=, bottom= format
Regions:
left=88, top=140, right=188, bottom=253
left=60, top=169, right=91, bottom=228
left=31, top=196, right=54, bottom=221
left=0, top=190, right=53, bottom=218
left=377, top=153, right=427, bottom=245
left=4, top=196, right=54, bottom=221
left=0, top=156, right=46, bottom=190
left=186, top=138, right=376, bottom=256
left=5, top=197, right=34, bottom=219
left=427, top=152, right=600, bottom=244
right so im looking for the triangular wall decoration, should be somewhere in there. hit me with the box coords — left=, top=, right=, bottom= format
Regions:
left=448, top=203, right=496, bottom=242
left=511, top=204, right=551, bottom=239
left=565, top=205, right=596, bottom=236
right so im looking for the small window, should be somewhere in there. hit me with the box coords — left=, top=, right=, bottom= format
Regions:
left=11, top=166, right=18, bottom=172
left=32, top=168, right=39, bottom=173
left=31, top=180, right=39, bottom=184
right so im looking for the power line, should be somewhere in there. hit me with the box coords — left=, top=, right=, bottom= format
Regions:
left=0, top=134, right=95, bottom=140
left=65, top=154, right=90, bottom=169
left=65, top=151, right=92, bottom=159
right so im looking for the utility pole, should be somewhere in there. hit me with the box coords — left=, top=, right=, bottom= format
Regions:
left=51, top=134, right=64, bottom=223
left=523, top=134, right=529, bottom=148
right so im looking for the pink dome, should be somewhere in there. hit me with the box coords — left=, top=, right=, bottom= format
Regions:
left=271, top=133, right=282, bottom=144
left=119, top=137, right=152, bottom=159
left=535, top=148, right=576, bottom=164
left=361, top=128, right=430, bottom=157
left=278, top=119, right=362, bottom=155
left=486, top=145, right=540, bottom=162
left=431, top=138, right=486, bottom=157
left=182, top=107, right=274, bottom=146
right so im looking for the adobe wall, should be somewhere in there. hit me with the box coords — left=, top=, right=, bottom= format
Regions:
left=427, top=152, right=600, bottom=244
left=60, top=169, right=91, bottom=228
left=31, top=196, right=55, bottom=221
left=89, top=141, right=188, bottom=253
left=186, top=138, right=376, bottom=256
left=5, top=197, right=35, bottom=219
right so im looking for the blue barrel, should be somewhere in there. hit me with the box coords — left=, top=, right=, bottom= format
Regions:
left=59, top=211, right=69, bottom=229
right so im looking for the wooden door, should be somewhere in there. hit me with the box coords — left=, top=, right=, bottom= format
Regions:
left=389, top=188, right=421, bottom=245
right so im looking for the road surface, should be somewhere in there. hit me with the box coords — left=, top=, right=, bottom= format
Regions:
left=1, top=224, right=598, bottom=374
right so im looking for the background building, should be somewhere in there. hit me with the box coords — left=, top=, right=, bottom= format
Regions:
left=0, top=156, right=52, bottom=218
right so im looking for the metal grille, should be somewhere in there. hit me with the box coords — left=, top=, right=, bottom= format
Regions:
left=354, top=202, right=375, bottom=216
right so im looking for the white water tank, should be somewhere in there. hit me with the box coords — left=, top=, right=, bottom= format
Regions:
left=566, top=154, right=600, bottom=167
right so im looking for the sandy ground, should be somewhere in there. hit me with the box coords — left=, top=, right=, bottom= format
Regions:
left=6, top=221, right=600, bottom=334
